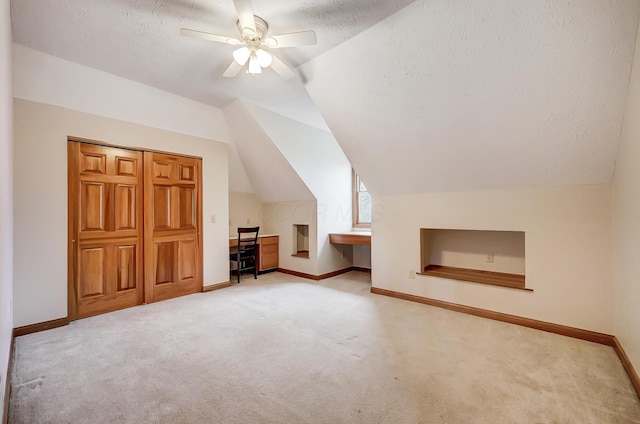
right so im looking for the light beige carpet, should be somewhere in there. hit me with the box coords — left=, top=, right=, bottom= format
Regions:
left=9, top=271, right=640, bottom=423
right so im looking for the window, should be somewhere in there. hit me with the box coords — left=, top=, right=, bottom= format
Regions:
left=353, top=170, right=371, bottom=228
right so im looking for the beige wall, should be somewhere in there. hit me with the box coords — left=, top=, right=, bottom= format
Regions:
left=372, top=184, right=613, bottom=333
left=612, top=24, right=640, bottom=375
left=264, top=200, right=319, bottom=275
left=242, top=103, right=353, bottom=275
left=425, top=229, right=525, bottom=275
left=263, top=200, right=353, bottom=276
left=353, top=245, right=371, bottom=269
left=229, top=192, right=264, bottom=236
left=0, top=0, right=13, bottom=411
left=13, top=99, right=230, bottom=327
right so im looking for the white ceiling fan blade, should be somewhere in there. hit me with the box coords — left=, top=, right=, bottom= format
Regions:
left=180, top=28, right=242, bottom=45
left=265, top=30, right=317, bottom=48
left=233, top=0, right=256, bottom=37
left=269, top=54, right=295, bottom=80
left=223, top=61, right=244, bottom=78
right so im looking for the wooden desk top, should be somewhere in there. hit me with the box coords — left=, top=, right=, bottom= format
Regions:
left=229, top=233, right=278, bottom=241
left=229, top=234, right=278, bottom=247
left=329, top=232, right=371, bottom=246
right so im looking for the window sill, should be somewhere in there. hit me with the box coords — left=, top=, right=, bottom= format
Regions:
left=292, top=251, right=310, bottom=259
left=419, top=265, right=531, bottom=292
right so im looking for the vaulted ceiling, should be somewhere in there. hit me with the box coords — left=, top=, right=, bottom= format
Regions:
left=10, top=0, right=415, bottom=130
left=10, top=0, right=640, bottom=198
left=303, top=0, right=640, bottom=196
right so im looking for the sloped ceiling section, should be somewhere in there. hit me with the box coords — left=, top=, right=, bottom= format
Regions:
left=223, top=100, right=314, bottom=203
left=302, top=0, right=640, bottom=196
left=241, top=102, right=352, bottom=202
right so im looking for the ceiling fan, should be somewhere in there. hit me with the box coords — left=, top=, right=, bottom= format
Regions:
left=181, top=0, right=317, bottom=80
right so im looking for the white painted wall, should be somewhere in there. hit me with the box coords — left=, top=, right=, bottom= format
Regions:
left=13, top=44, right=231, bottom=142
left=223, top=101, right=314, bottom=203
left=0, top=0, right=13, bottom=412
left=241, top=103, right=353, bottom=275
left=11, top=44, right=254, bottom=193
left=612, top=23, right=640, bottom=377
left=229, top=192, right=264, bottom=236
left=353, top=245, right=371, bottom=269
left=264, top=200, right=318, bottom=276
left=372, top=185, right=613, bottom=333
left=426, top=229, right=525, bottom=275
left=13, top=99, right=230, bottom=327
left=228, top=142, right=254, bottom=193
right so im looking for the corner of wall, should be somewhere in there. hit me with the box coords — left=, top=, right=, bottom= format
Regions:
left=611, top=15, right=640, bottom=383
left=1, top=0, right=14, bottom=416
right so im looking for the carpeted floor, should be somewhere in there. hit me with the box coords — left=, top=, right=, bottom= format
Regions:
left=8, top=271, right=640, bottom=423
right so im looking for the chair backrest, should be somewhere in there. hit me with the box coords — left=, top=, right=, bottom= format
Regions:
left=237, top=227, right=259, bottom=253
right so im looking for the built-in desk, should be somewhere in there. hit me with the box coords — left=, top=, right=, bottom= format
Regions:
left=229, top=234, right=279, bottom=272
left=329, top=231, right=371, bottom=246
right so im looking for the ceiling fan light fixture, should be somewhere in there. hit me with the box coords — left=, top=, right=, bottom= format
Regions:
left=248, top=53, right=262, bottom=75
left=232, top=46, right=251, bottom=65
left=181, top=2, right=316, bottom=80
left=255, top=49, right=273, bottom=68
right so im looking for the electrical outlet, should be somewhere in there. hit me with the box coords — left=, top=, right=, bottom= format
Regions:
left=486, top=252, right=494, bottom=263
left=409, top=269, right=415, bottom=279
left=246, top=218, right=251, bottom=224
left=210, top=214, right=216, bottom=224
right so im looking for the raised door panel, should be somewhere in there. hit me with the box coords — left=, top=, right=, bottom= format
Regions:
left=114, top=184, right=136, bottom=231
left=80, top=182, right=106, bottom=232
left=154, top=241, right=176, bottom=285
left=78, top=246, right=106, bottom=299
left=116, top=245, right=138, bottom=291
left=153, top=161, right=174, bottom=181
left=178, top=239, right=196, bottom=281
left=178, top=187, right=195, bottom=229
left=116, top=156, right=138, bottom=177
left=178, top=163, right=196, bottom=184
left=153, top=186, right=172, bottom=230
left=80, top=152, right=107, bottom=175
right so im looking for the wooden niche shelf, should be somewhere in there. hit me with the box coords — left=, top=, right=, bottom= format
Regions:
left=419, top=229, right=529, bottom=291
left=421, top=265, right=529, bottom=291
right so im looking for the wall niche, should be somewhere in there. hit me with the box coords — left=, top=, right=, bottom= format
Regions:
left=292, top=224, right=310, bottom=258
left=419, top=229, right=529, bottom=291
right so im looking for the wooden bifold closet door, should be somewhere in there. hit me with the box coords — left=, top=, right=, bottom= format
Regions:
left=143, top=152, right=202, bottom=303
left=68, top=141, right=202, bottom=319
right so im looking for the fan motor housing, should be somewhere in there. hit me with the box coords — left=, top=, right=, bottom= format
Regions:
left=238, top=15, right=269, bottom=41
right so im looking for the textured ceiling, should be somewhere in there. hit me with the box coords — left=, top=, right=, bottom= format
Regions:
left=302, top=0, right=640, bottom=196
left=11, top=0, right=640, bottom=197
left=10, top=0, right=416, bottom=129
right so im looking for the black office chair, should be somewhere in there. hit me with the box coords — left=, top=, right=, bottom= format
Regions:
left=230, top=227, right=259, bottom=284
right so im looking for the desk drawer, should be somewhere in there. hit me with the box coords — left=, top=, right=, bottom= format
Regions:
left=261, top=252, right=279, bottom=270
left=260, top=236, right=278, bottom=246
left=259, top=236, right=279, bottom=270
left=261, top=244, right=278, bottom=254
